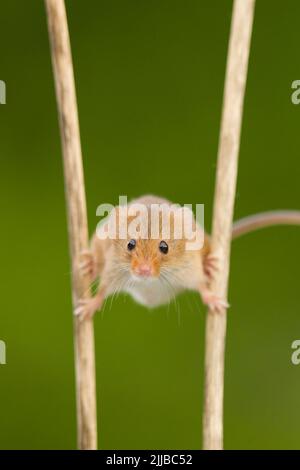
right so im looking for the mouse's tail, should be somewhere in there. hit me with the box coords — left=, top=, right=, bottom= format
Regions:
left=232, top=210, right=300, bottom=240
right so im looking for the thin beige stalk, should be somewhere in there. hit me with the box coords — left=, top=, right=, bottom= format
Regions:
left=45, top=0, right=97, bottom=450
left=203, top=0, right=256, bottom=450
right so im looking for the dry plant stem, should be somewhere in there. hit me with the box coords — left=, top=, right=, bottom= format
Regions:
left=45, top=0, right=97, bottom=450
left=203, top=0, right=255, bottom=450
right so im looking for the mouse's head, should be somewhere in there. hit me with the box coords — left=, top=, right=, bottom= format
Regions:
left=125, top=236, right=185, bottom=281
left=109, top=203, right=200, bottom=283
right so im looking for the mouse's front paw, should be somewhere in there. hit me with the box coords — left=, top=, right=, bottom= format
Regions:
left=79, top=249, right=97, bottom=280
left=74, top=297, right=100, bottom=321
left=203, top=253, right=219, bottom=281
left=200, top=288, right=229, bottom=313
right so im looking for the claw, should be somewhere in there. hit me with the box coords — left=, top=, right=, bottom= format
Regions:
left=74, top=298, right=97, bottom=321
left=74, top=292, right=104, bottom=321
left=200, top=288, right=229, bottom=313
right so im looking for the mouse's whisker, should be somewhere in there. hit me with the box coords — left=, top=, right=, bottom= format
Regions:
left=161, top=268, right=182, bottom=288
left=160, top=273, right=176, bottom=302
left=101, top=293, right=111, bottom=318
left=79, top=277, right=99, bottom=299
left=108, top=273, right=131, bottom=310
left=160, top=272, right=181, bottom=321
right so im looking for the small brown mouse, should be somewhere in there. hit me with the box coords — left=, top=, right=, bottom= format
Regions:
left=74, top=195, right=300, bottom=319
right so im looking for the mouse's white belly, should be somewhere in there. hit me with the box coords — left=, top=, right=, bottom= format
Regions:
left=124, top=278, right=182, bottom=308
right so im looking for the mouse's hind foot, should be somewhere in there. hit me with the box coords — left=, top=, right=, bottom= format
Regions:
left=199, top=285, right=229, bottom=314
left=74, top=291, right=104, bottom=321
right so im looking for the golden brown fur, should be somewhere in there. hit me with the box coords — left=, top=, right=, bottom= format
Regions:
left=75, top=195, right=222, bottom=318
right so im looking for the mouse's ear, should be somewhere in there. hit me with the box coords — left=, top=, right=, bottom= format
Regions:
left=161, top=204, right=193, bottom=241
left=96, top=203, right=114, bottom=240
left=113, top=205, right=137, bottom=240
left=180, top=204, right=205, bottom=230
left=112, top=205, right=128, bottom=240
left=103, top=203, right=146, bottom=241
left=173, top=205, right=205, bottom=251
left=96, top=204, right=126, bottom=241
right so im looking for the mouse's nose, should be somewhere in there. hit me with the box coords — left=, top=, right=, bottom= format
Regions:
left=136, top=263, right=152, bottom=277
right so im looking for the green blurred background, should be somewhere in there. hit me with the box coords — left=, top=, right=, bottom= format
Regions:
left=0, top=0, right=300, bottom=450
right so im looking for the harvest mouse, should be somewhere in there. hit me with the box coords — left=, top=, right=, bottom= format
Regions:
left=74, top=195, right=300, bottom=319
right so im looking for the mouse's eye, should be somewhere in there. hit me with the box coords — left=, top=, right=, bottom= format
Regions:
left=127, top=239, right=136, bottom=251
left=159, top=240, right=168, bottom=254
